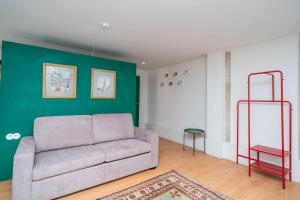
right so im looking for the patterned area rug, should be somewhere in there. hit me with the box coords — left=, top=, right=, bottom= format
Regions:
left=98, top=171, right=231, bottom=200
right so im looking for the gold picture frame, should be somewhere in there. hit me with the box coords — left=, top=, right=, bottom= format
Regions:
left=43, top=63, right=77, bottom=99
left=91, top=68, right=116, bottom=99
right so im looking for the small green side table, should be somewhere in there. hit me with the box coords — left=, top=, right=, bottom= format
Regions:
left=183, top=128, right=206, bottom=155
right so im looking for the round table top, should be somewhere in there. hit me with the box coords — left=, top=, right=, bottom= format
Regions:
left=184, top=128, right=205, bottom=134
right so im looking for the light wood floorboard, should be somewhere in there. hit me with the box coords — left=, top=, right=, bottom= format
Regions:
left=1, top=138, right=300, bottom=200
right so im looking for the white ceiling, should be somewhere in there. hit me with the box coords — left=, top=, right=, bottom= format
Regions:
left=0, top=0, right=300, bottom=69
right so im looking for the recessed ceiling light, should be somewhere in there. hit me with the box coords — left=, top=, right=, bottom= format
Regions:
left=141, top=62, right=146, bottom=65
left=101, top=22, right=111, bottom=30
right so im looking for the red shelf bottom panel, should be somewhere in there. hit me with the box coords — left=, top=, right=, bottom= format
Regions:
left=250, top=145, right=290, bottom=157
left=251, top=161, right=290, bottom=177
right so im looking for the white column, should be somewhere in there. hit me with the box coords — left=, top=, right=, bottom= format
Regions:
left=206, top=51, right=226, bottom=158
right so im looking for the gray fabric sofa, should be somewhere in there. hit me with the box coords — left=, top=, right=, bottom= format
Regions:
left=12, top=113, right=159, bottom=200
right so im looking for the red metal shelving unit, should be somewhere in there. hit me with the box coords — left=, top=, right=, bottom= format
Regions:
left=236, top=70, right=292, bottom=189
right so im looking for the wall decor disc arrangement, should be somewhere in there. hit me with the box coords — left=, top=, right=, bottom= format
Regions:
left=91, top=68, right=116, bottom=99
left=43, top=63, right=77, bottom=98
left=160, top=70, right=188, bottom=88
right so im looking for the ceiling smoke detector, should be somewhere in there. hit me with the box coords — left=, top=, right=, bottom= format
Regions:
left=141, top=62, right=146, bottom=65
left=101, top=22, right=111, bottom=30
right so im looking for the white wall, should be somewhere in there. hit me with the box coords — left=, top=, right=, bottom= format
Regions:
left=206, top=51, right=226, bottom=158
left=230, top=34, right=300, bottom=182
left=148, top=57, right=207, bottom=150
left=137, top=69, right=149, bottom=128
left=145, top=34, right=300, bottom=182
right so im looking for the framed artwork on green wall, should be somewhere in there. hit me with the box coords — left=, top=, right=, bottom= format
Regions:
left=91, top=68, right=116, bottom=99
left=43, top=63, right=77, bottom=98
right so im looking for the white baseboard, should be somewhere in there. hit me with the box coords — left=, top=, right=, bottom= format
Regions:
left=205, top=139, right=223, bottom=158
left=222, top=142, right=236, bottom=161
left=292, top=159, right=300, bottom=182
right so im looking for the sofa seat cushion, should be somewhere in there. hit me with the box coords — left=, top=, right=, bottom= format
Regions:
left=33, top=145, right=105, bottom=181
left=95, top=139, right=151, bottom=162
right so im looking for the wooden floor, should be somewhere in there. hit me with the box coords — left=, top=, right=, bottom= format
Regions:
left=1, top=138, right=300, bottom=200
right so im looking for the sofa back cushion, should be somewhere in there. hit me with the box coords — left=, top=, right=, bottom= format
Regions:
left=34, top=115, right=93, bottom=152
left=92, top=113, right=134, bottom=143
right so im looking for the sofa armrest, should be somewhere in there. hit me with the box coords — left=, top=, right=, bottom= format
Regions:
left=12, top=136, right=35, bottom=200
left=134, top=127, right=159, bottom=167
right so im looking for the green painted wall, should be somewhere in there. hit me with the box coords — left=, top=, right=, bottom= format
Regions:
left=0, top=41, right=136, bottom=181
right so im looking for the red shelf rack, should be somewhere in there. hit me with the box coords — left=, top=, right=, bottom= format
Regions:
left=236, top=70, right=292, bottom=189
left=251, top=161, right=290, bottom=177
left=250, top=145, right=290, bottom=157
